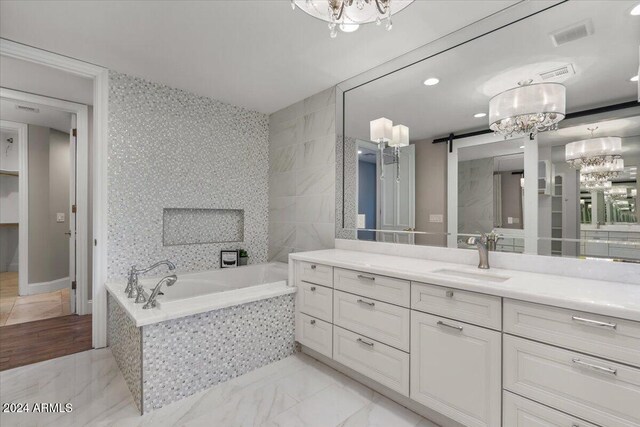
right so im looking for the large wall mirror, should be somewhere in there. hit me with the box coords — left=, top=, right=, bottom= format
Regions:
left=337, top=0, right=640, bottom=262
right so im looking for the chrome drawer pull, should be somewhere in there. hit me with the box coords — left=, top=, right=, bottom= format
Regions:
left=357, top=299, right=375, bottom=307
left=437, top=320, right=463, bottom=331
left=310, top=286, right=316, bottom=291
left=357, top=274, right=376, bottom=281
left=571, top=316, right=617, bottom=330
left=310, top=319, right=316, bottom=325
left=357, top=337, right=374, bottom=347
left=310, top=264, right=316, bottom=270
left=572, top=358, right=617, bottom=376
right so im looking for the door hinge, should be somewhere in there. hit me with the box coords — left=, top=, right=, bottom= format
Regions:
left=72, top=128, right=77, bottom=137
left=71, top=280, right=77, bottom=290
left=72, top=204, right=77, bottom=213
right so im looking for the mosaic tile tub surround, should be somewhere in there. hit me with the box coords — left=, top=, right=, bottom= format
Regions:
left=108, top=71, right=269, bottom=278
left=107, top=293, right=295, bottom=414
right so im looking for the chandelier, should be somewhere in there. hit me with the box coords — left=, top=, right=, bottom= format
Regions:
left=291, top=0, right=414, bottom=38
left=489, top=80, right=566, bottom=138
left=565, top=127, right=622, bottom=169
left=581, top=177, right=612, bottom=191
left=370, top=117, right=409, bottom=182
left=605, top=186, right=629, bottom=201
left=580, top=158, right=624, bottom=181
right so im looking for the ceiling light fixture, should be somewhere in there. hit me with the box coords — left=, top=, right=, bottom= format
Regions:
left=370, top=117, right=409, bottom=181
left=631, top=75, right=639, bottom=82
left=474, top=113, right=487, bottom=118
left=423, top=78, right=440, bottom=86
left=292, top=0, right=414, bottom=38
left=489, top=80, right=566, bottom=138
left=565, top=127, right=622, bottom=169
left=631, top=3, right=640, bottom=15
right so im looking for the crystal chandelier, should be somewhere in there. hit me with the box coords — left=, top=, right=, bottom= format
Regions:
left=605, top=186, right=629, bottom=201
left=291, top=0, right=414, bottom=38
left=581, top=179, right=612, bottom=191
left=489, top=80, right=566, bottom=138
left=370, top=117, right=409, bottom=182
left=580, top=158, right=624, bottom=181
left=565, top=127, right=622, bottom=169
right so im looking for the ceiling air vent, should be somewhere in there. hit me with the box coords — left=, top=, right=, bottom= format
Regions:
left=15, top=104, right=39, bottom=113
left=549, top=20, right=593, bottom=47
left=538, top=64, right=576, bottom=81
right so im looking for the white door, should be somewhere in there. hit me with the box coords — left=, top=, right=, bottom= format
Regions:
left=68, top=117, right=77, bottom=314
left=377, top=144, right=415, bottom=244
left=410, top=310, right=502, bottom=427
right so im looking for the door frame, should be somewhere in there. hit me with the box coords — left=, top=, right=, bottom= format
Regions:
left=0, top=119, right=28, bottom=295
left=1, top=89, right=89, bottom=313
left=0, top=38, right=109, bottom=348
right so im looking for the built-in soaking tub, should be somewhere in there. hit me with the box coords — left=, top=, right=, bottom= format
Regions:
left=105, top=262, right=296, bottom=414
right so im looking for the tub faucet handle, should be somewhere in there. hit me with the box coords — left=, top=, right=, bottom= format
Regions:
left=143, top=275, right=178, bottom=309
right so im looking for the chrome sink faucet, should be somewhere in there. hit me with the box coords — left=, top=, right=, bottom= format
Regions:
left=143, top=275, right=178, bottom=309
left=125, top=260, right=176, bottom=301
left=467, top=234, right=490, bottom=269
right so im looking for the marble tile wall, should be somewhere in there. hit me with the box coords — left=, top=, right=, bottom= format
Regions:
left=107, top=293, right=143, bottom=413
left=108, top=71, right=269, bottom=278
left=458, top=157, right=494, bottom=235
left=141, top=293, right=295, bottom=412
left=268, top=88, right=336, bottom=262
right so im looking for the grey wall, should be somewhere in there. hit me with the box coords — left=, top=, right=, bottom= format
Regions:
left=414, top=140, right=448, bottom=246
left=268, top=87, right=336, bottom=262
left=458, top=157, right=493, bottom=235
left=107, top=71, right=269, bottom=279
left=28, top=126, right=70, bottom=284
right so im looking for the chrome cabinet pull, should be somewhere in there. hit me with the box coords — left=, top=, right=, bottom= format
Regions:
left=357, top=337, right=374, bottom=347
left=572, top=358, right=617, bottom=376
left=357, top=274, right=375, bottom=281
left=310, top=264, right=316, bottom=270
left=437, top=320, right=463, bottom=331
left=445, top=290, right=454, bottom=298
left=571, top=316, right=617, bottom=330
left=310, top=286, right=316, bottom=291
left=357, top=299, right=375, bottom=307
left=310, top=319, right=316, bottom=325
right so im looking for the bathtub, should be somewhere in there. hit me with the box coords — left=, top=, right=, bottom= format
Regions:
left=106, top=261, right=296, bottom=413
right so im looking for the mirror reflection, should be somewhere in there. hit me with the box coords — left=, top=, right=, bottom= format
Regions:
left=339, top=0, right=640, bottom=261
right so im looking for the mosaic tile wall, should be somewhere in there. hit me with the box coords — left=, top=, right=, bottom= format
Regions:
left=335, top=134, right=358, bottom=240
left=163, top=208, right=244, bottom=246
left=108, top=71, right=269, bottom=278
left=140, top=293, right=295, bottom=411
left=107, top=293, right=143, bottom=413
left=267, top=87, right=336, bottom=262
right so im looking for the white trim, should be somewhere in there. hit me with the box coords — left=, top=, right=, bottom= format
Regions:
left=28, top=276, right=69, bottom=295
left=0, top=40, right=109, bottom=349
left=0, top=120, right=28, bottom=296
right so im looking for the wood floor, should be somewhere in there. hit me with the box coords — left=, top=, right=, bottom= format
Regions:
left=0, top=314, right=92, bottom=371
left=0, top=272, right=72, bottom=326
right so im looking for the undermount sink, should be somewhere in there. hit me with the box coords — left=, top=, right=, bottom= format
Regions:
left=433, top=269, right=510, bottom=283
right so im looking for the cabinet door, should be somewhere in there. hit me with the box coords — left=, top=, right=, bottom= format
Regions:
left=410, top=311, right=501, bottom=427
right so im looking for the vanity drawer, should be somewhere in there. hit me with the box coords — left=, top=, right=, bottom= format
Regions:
left=411, top=282, right=502, bottom=330
left=503, top=391, right=598, bottom=427
left=504, top=299, right=640, bottom=367
left=296, top=280, right=332, bottom=323
left=297, top=261, right=333, bottom=288
left=334, top=268, right=410, bottom=307
left=333, top=325, right=409, bottom=396
left=503, top=335, right=640, bottom=427
left=295, top=313, right=332, bottom=359
left=334, top=290, right=410, bottom=351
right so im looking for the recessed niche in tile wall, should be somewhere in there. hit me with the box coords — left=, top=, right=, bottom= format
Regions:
left=163, top=208, right=244, bottom=246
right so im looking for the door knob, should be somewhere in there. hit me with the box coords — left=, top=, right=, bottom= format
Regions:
left=65, top=231, right=72, bottom=236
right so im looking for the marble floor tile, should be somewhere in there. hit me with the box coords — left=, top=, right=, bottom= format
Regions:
left=0, top=350, right=435, bottom=427
left=5, top=300, right=63, bottom=325
left=14, top=292, right=61, bottom=306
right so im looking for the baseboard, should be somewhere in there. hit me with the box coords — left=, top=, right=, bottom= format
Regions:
left=28, top=276, right=69, bottom=295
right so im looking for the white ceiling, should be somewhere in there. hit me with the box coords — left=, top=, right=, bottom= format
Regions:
left=0, top=0, right=520, bottom=114
left=0, top=98, right=72, bottom=133
left=345, top=0, right=640, bottom=142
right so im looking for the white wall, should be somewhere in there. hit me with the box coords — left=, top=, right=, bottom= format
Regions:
left=268, top=87, right=336, bottom=262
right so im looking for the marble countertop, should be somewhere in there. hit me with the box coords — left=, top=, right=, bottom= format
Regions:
left=290, top=249, right=640, bottom=322
left=106, top=281, right=296, bottom=327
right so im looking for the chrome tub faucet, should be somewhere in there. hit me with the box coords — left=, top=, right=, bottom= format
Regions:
left=467, top=233, right=490, bottom=269
left=125, top=260, right=176, bottom=301
left=143, top=275, right=178, bottom=309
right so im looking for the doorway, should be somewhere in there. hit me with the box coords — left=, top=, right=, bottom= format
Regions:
left=0, top=92, right=89, bottom=327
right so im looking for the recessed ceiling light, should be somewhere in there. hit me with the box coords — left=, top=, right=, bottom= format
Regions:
left=631, top=3, right=640, bottom=15
left=339, top=23, right=359, bottom=33
left=631, top=75, right=639, bottom=82
left=423, top=78, right=440, bottom=86
left=357, top=150, right=363, bottom=154
left=473, top=113, right=487, bottom=118
left=519, top=146, right=525, bottom=149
